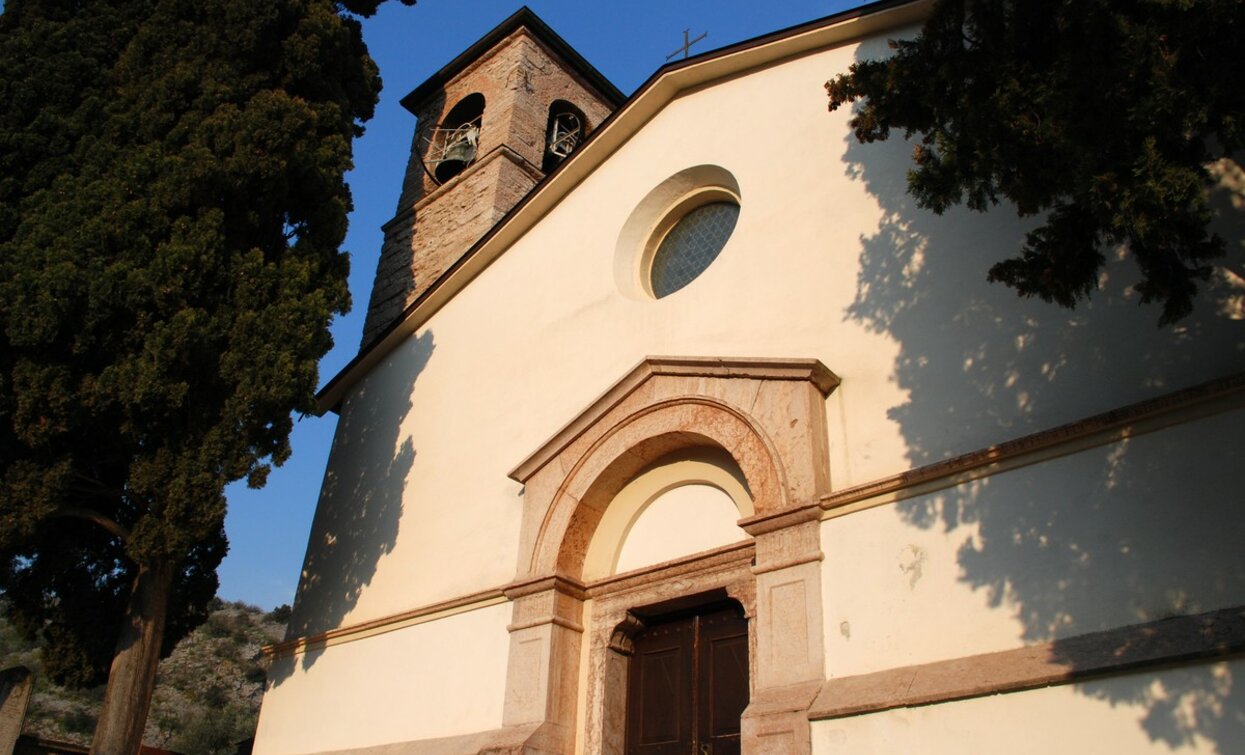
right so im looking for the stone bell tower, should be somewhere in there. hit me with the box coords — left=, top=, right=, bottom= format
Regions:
left=361, top=8, right=624, bottom=348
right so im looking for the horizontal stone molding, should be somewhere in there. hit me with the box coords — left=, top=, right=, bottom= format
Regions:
left=265, top=547, right=757, bottom=661
left=293, top=727, right=502, bottom=755
left=507, top=614, right=584, bottom=634
left=269, top=373, right=1245, bottom=662
left=306, top=721, right=576, bottom=755
left=809, top=605, right=1245, bottom=721
left=379, top=144, right=544, bottom=236
left=502, top=573, right=587, bottom=601
left=821, top=371, right=1245, bottom=517
left=739, top=501, right=821, bottom=536
left=263, top=587, right=507, bottom=659
left=584, top=540, right=755, bottom=600
left=751, top=550, right=823, bottom=576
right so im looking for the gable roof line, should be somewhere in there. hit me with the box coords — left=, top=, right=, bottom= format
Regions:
left=318, top=0, right=930, bottom=414
left=399, top=6, right=626, bottom=113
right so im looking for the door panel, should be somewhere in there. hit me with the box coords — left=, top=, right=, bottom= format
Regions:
left=628, top=619, right=694, bottom=753
left=626, top=603, right=749, bottom=755
left=699, top=611, right=748, bottom=754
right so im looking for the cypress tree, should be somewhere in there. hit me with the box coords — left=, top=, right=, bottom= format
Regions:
left=0, top=0, right=413, bottom=750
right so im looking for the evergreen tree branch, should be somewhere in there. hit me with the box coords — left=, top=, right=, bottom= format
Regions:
left=826, top=0, right=1244, bottom=323
left=55, top=507, right=131, bottom=543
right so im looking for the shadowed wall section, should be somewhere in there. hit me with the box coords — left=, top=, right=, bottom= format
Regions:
left=810, top=31, right=1245, bottom=752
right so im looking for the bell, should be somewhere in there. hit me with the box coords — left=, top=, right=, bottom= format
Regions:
left=546, top=112, right=581, bottom=159
left=434, top=126, right=478, bottom=183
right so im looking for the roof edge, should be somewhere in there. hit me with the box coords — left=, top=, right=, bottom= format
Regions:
left=318, top=0, right=931, bottom=414
left=399, top=7, right=626, bottom=114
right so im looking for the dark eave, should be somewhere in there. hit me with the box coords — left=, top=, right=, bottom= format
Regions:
left=398, top=6, right=626, bottom=115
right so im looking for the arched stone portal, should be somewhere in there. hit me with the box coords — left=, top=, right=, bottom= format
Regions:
left=497, top=357, right=839, bottom=754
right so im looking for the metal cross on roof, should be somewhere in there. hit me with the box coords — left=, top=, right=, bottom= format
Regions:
left=666, top=28, right=708, bottom=61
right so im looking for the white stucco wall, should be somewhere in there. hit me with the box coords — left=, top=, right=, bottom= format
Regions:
left=289, top=24, right=1243, bottom=636
left=289, top=31, right=1243, bottom=636
left=253, top=602, right=510, bottom=754
left=261, top=15, right=1245, bottom=752
left=614, top=484, right=746, bottom=574
left=821, top=407, right=1245, bottom=678
left=812, top=658, right=1245, bottom=754
left=583, top=447, right=753, bottom=579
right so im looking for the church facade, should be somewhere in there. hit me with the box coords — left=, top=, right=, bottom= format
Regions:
left=253, top=2, right=1245, bottom=753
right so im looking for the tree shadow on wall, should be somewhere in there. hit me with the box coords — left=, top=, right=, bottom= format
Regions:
left=834, top=38, right=1245, bottom=751
left=267, top=330, right=435, bottom=685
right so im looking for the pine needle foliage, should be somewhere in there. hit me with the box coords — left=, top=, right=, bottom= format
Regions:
left=827, top=0, right=1244, bottom=324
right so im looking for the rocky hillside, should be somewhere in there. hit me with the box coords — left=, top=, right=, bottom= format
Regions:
left=1, top=599, right=288, bottom=754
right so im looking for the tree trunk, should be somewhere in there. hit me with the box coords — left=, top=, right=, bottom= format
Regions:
left=91, top=560, right=175, bottom=755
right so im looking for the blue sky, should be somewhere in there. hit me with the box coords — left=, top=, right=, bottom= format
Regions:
left=219, top=0, right=863, bottom=609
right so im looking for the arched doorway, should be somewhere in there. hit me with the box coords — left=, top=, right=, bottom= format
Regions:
left=501, top=357, right=839, bottom=755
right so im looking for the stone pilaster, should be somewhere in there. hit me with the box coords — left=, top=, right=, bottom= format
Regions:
left=740, top=512, right=826, bottom=755
left=490, top=576, right=586, bottom=754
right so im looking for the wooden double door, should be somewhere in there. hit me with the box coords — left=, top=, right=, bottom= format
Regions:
left=625, top=603, right=749, bottom=755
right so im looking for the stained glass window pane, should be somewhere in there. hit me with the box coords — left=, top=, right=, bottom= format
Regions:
left=650, top=201, right=739, bottom=298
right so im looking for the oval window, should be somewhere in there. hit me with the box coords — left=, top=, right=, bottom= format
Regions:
left=649, top=201, right=739, bottom=298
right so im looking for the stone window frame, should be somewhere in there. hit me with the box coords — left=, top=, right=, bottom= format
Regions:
left=613, top=165, right=742, bottom=301
left=494, top=356, right=839, bottom=754
left=645, top=196, right=740, bottom=299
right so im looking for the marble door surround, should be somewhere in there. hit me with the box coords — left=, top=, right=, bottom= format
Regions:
left=496, top=356, right=840, bottom=754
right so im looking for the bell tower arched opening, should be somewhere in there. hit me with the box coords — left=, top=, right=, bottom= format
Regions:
left=542, top=99, right=588, bottom=173
left=361, top=10, right=623, bottom=348
left=428, top=92, right=485, bottom=183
